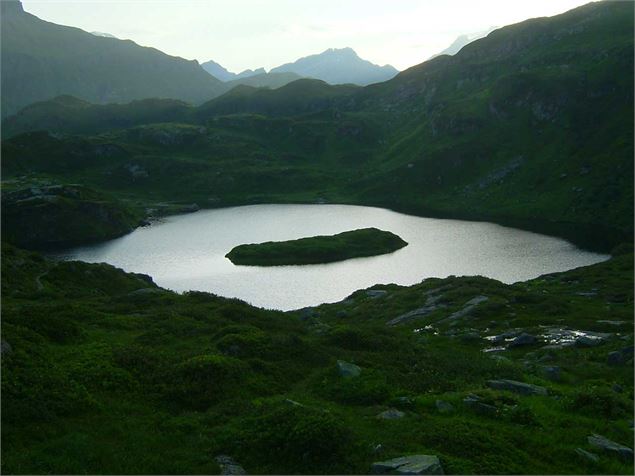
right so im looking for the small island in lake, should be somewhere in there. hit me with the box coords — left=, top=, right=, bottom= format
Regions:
left=226, top=227, right=408, bottom=266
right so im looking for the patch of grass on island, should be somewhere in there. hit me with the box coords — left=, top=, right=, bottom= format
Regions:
left=226, top=227, right=408, bottom=266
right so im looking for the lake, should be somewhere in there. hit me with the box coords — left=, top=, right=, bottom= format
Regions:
left=52, top=204, right=609, bottom=310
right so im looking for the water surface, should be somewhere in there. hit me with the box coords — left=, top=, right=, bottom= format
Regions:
left=53, top=204, right=609, bottom=310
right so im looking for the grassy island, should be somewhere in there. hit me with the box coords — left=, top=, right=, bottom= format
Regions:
left=226, top=227, right=408, bottom=266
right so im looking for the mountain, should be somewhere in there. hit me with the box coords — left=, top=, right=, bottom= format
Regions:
left=1, top=1, right=633, bottom=251
left=90, top=31, right=117, bottom=39
left=270, top=47, right=399, bottom=86
left=0, top=0, right=226, bottom=118
left=224, top=72, right=303, bottom=90
left=430, top=27, right=498, bottom=58
left=201, top=59, right=237, bottom=81
left=201, top=60, right=266, bottom=81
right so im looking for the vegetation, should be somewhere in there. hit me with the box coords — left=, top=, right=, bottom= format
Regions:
left=1, top=2, right=632, bottom=252
left=226, top=228, right=408, bottom=266
left=1, top=243, right=632, bottom=474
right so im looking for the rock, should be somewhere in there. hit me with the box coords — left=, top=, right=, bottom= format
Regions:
left=387, top=293, right=446, bottom=326
left=611, top=384, right=623, bottom=393
left=507, top=333, right=538, bottom=348
left=488, top=330, right=521, bottom=344
left=587, top=434, right=633, bottom=461
left=541, top=366, right=561, bottom=382
left=607, top=351, right=624, bottom=366
left=575, top=448, right=599, bottom=463
left=463, top=394, right=497, bottom=416
left=574, top=335, right=605, bottom=347
left=435, top=400, right=454, bottom=414
left=377, top=408, right=406, bottom=420
left=436, top=296, right=489, bottom=326
left=0, top=340, right=12, bottom=355
left=337, top=360, right=361, bottom=378
left=367, top=290, right=388, bottom=299
left=215, top=455, right=247, bottom=475
left=371, top=455, right=444, bottom=475
left=395, top=396, right=414, bottom=408
left=486, top=379, right=548, bottom=396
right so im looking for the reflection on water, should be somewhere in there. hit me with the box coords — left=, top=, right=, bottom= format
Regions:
left=51, top=204, right=609, bottom=310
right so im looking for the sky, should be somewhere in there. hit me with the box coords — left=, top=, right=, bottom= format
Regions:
left=21, top=0, right=592, bottom=72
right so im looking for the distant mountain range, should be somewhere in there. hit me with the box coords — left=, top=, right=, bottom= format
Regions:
left=271, top=47, right=398, bottom=85
left=203, top=48, right=399, bottom=87
left=0, top=0, right=225, bottom=118
left=430, top=27, right=498, bottom=58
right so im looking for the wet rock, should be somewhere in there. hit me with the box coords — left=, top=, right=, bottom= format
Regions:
left=377, top=408, right=405, bottom=420
left=486, top=379, right=548, bottom=396
left=371, top=455, right=444, bottom=475
left=215, top=455, right=247, bottom=475
left=575, top=448, right=599, bottom=463
left=587, top=434, right=633, bottom=461
left=507, top=333, right=538, bottom=348
left=435, top=400, right=454, bottom=414
left=337, top=360, right=361, bottom=378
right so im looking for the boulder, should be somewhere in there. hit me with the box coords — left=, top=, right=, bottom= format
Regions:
left=587, top=434, right=633, bottom=461
left=371, top=455, right=444, bottom=475
left=574, top=335, right=604, bottom=347
left=435, top=400, right=454, bottom=414
left=463, top=394, right=497, bottom=416
left=0, top=340, right=12, bottom=355
left=215, top=455, right=247, bottom=475
left=575, top=448, right=599, bottom=463
left=486, top=379, right=548, bottom=396
left=541, top=366, right=561, bottom=382
left=337, top=360, right=361, bottom=378
left=377, top=408, right=405, bottom=420
left=607, top=351, right=624, bottom=366
left=507, top=333, right=538, bottom=348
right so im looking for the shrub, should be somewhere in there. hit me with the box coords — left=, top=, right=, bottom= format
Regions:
left=167, top=354, right=248, bottom=410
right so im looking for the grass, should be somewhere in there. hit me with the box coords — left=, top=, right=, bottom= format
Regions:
left=1, top=243, right=633, bottom=474
left=225, top=227, right=407, bottom=266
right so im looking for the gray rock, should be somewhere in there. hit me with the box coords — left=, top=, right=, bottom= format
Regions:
left=215, top=455, right=247, bottom=475
left=486, top=379, right=548, bottom=396
left=0, top=340, right=12, bottom=355
left=371, top=455, right=444, bottom=475
left=611, top=384, right=623, bottom=393
left=377, top=408, right=406, bottom=420
left=435, top=400, right=454, bottom=414
left=575, top=335, right=604, bottom=347
left=587, top=434, right=633, bottom=461
left=387, top=293, right=446, bottom=326
left=607, top=351, right=624, bottom=366
left=436, top=296, right=489, bottom=325
left=541, top=366, right=561, bottom=382
left=337, top=360, right=361, bottom=378
left=507, top=333, right=538, bottom=348
left=367, top=290, right=388, bottom=299
left=463, top=394, right=497, bottom=416
left=575, top=448, right=599, bottom=463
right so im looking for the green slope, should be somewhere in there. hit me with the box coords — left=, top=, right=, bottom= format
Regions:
left=1, top=244, right=632, bottom=474
left=1, top=1, right=632, bottom=252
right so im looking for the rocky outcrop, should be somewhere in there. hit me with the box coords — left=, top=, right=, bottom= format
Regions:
left=486, top=379, right=548, bottom=396
left=337, top=360, right=361, bottom=378
left=587, top=434, right=633, bottom=461
left=371, top=455, right=444, bottom=475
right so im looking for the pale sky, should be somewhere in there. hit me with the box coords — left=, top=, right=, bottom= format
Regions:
left=21, top=0, right=592, bottom=72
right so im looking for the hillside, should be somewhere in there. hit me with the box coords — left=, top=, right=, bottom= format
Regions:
left=270, top=47, right=399, bottom=85
left=1, top=1, right=633, bottom=252
left=0, top=0, right=226, bottom=118
left=1, top=243, right=632, bottom=474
